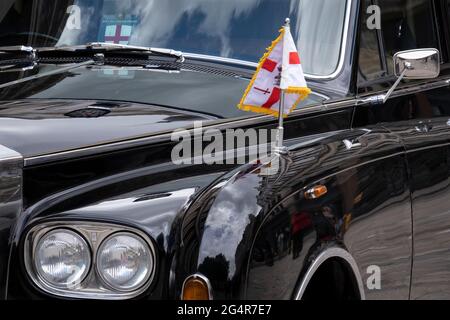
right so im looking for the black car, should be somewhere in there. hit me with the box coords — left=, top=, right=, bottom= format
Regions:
left=1, top=0, right=449, bottom=300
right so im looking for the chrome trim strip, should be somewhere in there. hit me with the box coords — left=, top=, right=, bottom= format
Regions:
left=24, top=221, right=156, bottom=300
left=184, top=53, right=257, bottom=68
left=404, top=141, right=450, bottom=154
left=357, top=77, right=450, bottom=106
left=21, top=121, right=255, bottom=166
left=23, top=75, right=450, bottom=167
left=23, top=99, right=355, bottom=166
left=181, top=273, right=213, bottom=300
left=294, top=247, right=365, bottom=300
left=0, top=45, right=34, bottom=53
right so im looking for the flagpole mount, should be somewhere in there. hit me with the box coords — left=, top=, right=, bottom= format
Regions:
left=274, top=18, right=290, bottom=156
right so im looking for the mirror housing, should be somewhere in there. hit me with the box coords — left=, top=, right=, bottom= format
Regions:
left=369, top=48, right=441, bottom=104
left=394, top=48, right=440, bottom=79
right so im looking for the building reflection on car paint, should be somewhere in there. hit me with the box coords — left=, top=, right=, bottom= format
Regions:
left=3, top=0, right=450, bottom=301
left=168, top=127, right=409, bottom=299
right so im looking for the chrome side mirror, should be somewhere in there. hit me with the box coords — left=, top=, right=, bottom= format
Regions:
left=394, top=48, right=440, bottom=79
left=382, top=48, right=440, bottom=103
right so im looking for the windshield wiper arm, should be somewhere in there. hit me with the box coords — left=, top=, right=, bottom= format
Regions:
left=0, top=55, right=103, bottom=89
left=0, top=41, right=185, bottom=88
left=40, top=42, right=185, bottom=62
left=0, top=45, right=35, bottom=54
left=0, top=45, right=37, bottom=72
left=89, top=42, right=185, bottom=62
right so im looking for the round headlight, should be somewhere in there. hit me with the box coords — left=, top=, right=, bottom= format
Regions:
left=96, top=232, right=153, bottom=292
left=35, top=229, right=91, bottom=289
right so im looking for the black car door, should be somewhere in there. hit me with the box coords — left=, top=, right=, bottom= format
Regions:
left=376, top=92, right=450, bottom=299
left=356, top=0, right=450, bottom=299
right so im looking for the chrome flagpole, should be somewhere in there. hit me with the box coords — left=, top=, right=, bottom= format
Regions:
left=275, top=91, right=286, bottom=154
left=275, top=18, right=290, bottom=155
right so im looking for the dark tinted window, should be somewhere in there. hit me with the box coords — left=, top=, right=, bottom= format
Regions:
left=359, top=0, right=439, bottom=82
left=359, top=0, right=385, bottom=82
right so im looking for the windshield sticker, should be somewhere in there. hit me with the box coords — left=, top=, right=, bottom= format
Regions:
left=98, top=15, right=139, bottom=44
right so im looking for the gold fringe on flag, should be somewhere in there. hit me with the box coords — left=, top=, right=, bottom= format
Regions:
left=237, top=28, right=311, bottom=118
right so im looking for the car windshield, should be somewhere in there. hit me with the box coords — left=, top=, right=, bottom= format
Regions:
left=0, top=0, right=348, bottom=77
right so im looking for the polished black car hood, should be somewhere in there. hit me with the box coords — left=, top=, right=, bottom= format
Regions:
left=0, top=64, right=325, bottom=158
left=0, top=99, right=214, bottom=158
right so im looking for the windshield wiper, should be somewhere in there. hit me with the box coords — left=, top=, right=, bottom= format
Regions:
left=0, top=42, right=184, bottom=89
left=0, top=42, right=184, bottom=71
left=0, top=45, right=35, bottom=53
left=0, top=44, right=106, bottom=89
left=0, top=45, right=37, bottom=72
left=39, top=42, right=185, bottom=62
left=0, top=58, right=98, bottom=89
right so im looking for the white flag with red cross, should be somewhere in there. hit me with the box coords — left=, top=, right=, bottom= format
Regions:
left=237, top=22, right=311, bottom=117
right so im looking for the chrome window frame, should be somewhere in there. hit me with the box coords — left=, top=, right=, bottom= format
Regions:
left=184, top=0, right=353, bottom=80
left=303, top=0, right=352, bottom=80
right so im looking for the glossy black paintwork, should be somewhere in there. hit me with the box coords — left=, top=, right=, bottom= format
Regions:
left=5, top=103, right=352, bottom=299
left=21, top=108, right=352, bottom=207
left=0, top=61, right=325, bottom=158
left=361, top=88, right=450, bottom=300
left=0, top=99, right=213, bottom=158
left=246, top=135, right=412, bottom=300
left=0, top=63, right=253, bottom=119
left=3, top=0, right=450, bottom=301
left=174, top=128, right=411, bottom=299
left=7, top=166, right=224, bottom=299
left=354, top=86, right=450, bottom=299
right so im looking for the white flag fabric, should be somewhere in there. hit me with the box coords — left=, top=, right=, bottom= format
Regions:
left=238, top=23, right=311, bottom=117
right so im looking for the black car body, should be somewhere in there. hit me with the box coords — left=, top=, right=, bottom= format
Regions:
left=1, top=0, right=450, bottom=300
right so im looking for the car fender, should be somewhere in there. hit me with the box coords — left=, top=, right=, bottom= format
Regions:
left=181, top=127, right=409, bottom=299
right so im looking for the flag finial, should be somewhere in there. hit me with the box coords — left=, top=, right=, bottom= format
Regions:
left=285, top=18, right=290, bottom=26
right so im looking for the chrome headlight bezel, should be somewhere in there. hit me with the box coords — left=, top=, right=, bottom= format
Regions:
left=33, top=228, right=92, bottom=289
left=24, top=222, right=156, bottom=300
left=96, top=232, right=154, bottom=292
